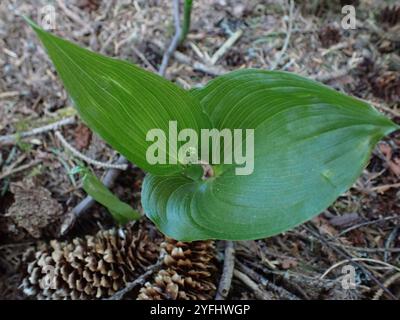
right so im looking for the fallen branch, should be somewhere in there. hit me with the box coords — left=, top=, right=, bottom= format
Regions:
left=215, top=241, right=235, bottom=300
left=0, top=116, right=75, bottom=146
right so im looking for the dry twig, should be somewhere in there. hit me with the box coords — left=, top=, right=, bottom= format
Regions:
left=105, top=259, right=163, bottom=300
left=0, top=159, right=42, bottom=180
left=0, top=117, right=75, bottom=146
left=173, top=51, right=226, bottom=75
left=0, top=91, right=19, bottom=99
left=369, top=182, right=400, bottom=193
left=215, top=241, right=235, bottom=300
left=233, top=269, right=273, bottom=300
left=56, top=0, right=88, bottom=28
left=373, top=273, right=400, bottom=300
left=55, top=131, right=128, bottom=170
left=320, top=258, right=400, bottom=279
left=312, top=69, right=350, bottom=83
left=236, top=260, right=300, bottom=300
left=210, top=29, right=243, bottom=65
left=304, top=225, right=398, bottom=300
left=335, top=215, right=400, bottom=238
left=158, top=0, right=181, bottom=77
left=270, top=0, right=294, bottom=70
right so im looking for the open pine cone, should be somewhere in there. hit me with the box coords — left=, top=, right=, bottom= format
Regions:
left=21, top=223, right=160, bottom=299
left=137, top=239, right=218, bottom=300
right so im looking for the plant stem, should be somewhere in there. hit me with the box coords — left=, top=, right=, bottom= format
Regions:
left=179, top=0, right=193, bottom=45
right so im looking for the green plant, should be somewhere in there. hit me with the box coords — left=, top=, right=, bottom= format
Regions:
left=69, top=166, right=141, bottom=224
left=26, top=18, right=399, bottom=241
left=180, top=0, right=193, bottom=45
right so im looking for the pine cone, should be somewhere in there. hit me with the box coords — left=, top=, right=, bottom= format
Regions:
left=137, top=239, right=218, bottom=300
left=21, top=224, right=160, bottom=300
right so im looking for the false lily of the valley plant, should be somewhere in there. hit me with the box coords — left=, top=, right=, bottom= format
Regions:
left=26, top=18, right=399, bottom=241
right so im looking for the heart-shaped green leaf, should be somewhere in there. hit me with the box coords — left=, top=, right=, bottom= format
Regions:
left=142, top=70, right=399, bottom=240
left=27, top=19, right=399, bottom=241
left=26, top=18, right=210, bottom=176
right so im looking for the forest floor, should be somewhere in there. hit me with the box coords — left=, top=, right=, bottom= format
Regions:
left=0, top=0, right=400, bottom=300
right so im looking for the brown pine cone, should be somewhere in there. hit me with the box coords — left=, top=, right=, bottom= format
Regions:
left=21, top=223, right=161, bottom=300
left=137, top=239, right=218, bottom=300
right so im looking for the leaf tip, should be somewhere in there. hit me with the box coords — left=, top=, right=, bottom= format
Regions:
left=385, top=120, right=400, bottom=135
left=22, top=16, right=49, bottom=41
left=22, top=15, right=40, bottom=30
